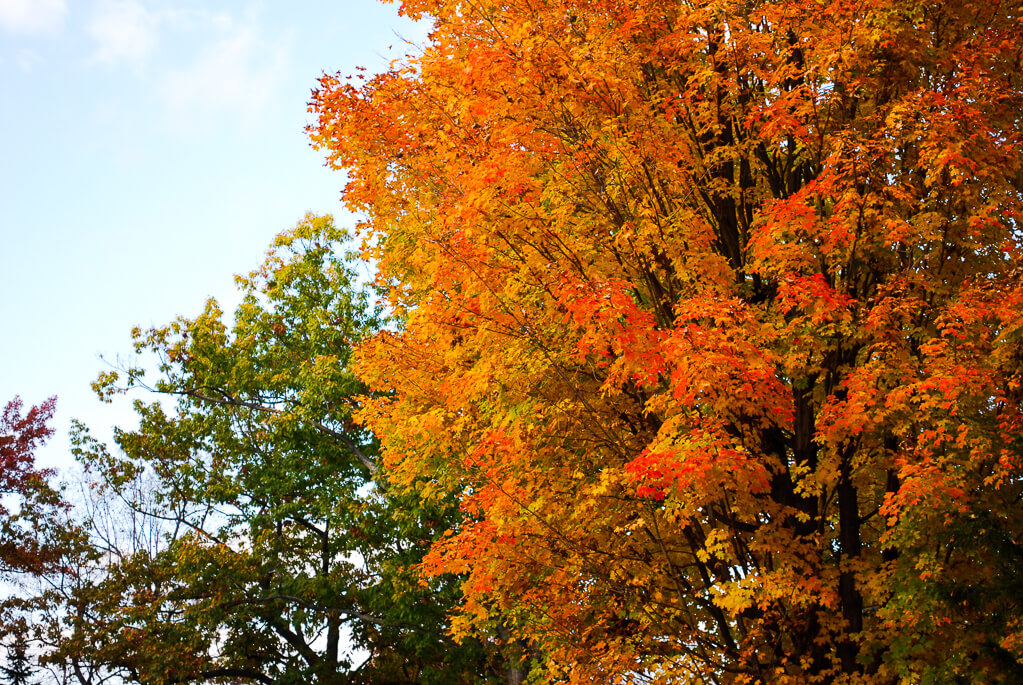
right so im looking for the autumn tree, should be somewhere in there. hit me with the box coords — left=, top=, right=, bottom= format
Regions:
left=60, top=215, right=503, bottom=684
left=0, top=397, right=88, bottom=685
left=0, top=396, right=64, bottom=583
left=311, top=0, right=1023, bottom=682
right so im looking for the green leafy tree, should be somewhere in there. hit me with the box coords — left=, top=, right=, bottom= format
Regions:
left=60, top=215, right=502, bottom=684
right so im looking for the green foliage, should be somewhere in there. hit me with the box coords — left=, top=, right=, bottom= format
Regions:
left=60, top=215, right=501, bottom=684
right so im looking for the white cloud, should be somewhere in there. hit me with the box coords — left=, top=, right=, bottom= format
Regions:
left=160, top=21, right=291, bottom=134
left=87, top=0, right=157, bottom=65
left=80, top=2, right=290, bottom=135
left=84, top=3, right=234, bottom=68
left=0, top=0, right=66, bottom=35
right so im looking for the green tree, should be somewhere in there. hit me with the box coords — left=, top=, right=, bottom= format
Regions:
left=60, top=215, right=502, bottom=684
left=1, top=623, right=34, bottom=685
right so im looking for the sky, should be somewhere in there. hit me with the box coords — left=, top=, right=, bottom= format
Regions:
left=0, top=0, right=428, bottom=474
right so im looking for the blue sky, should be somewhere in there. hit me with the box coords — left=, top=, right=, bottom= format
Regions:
left=0, top=0, right=426, bottom=472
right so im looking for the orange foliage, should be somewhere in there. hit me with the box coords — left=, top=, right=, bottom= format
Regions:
left=311, top=0, right=1023, bottom=681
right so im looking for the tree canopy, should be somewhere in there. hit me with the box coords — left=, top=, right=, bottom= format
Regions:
left=309, top=0, right=1023, bottom=682
left=57, top=215, right=505, bottom=684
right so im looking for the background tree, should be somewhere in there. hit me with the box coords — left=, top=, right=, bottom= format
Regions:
left=32, top=465, right=180, bottom=685
left=0, top=396, right=64, bottom=581
left=2, top=622, right=34, bottom=685
left=0, top=396, right=84, bottom=683
left=311, top=0, right=1023, bottom=682
left=58, top=214, right=502, bottom=684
